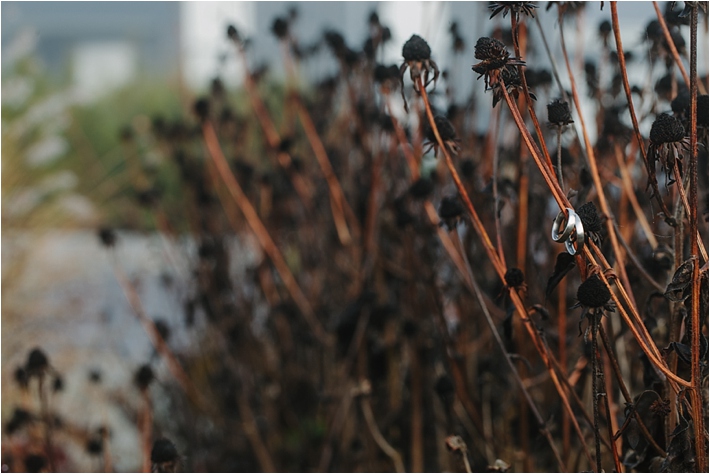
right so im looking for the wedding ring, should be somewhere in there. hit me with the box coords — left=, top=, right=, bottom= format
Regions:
left=564, top=211, right=585, bottom=255
left=551, top=208, right=576, bottom=242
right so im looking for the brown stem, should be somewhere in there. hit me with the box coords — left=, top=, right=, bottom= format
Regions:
left=140, top=389, right=153, bottom=473
left=360, top=395, right=405, bottom=473
left=688, top=5, right=707, bottom=472
left=418, top=76, right=594, bottom=468
left=201, top=121, right=330, bottom=345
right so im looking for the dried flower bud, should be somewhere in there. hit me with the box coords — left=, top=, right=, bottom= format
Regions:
left=134, top=365, right=154, bottom=391
left=504, top=268, right=525, bottom=288
left=576, top=202, right=603, bottom=234
left=425, top=116, right=457, bottom=143
left=649, top=113, right=685, bottom=144
left=576, top=275, right=612, bottom=309
left=474, top=37, right=509, bottom=65
left=409, top=178, right=434, bottom=199
left=438, top=196, right=464, bottom=220
left=402, top=34, right=431, bottom=61
left=98, top=227, right=116, bottom=248
left=547, top=99, right=574, bottom=125
left=151, top=438, right=179, bottom=473
left=193, top=98, right=210, bottom=122
left=26, top=348, right=49, bottom=376
left=271, top=17, right=289, bottom=40
left=226, top=25, right=240, bottom=42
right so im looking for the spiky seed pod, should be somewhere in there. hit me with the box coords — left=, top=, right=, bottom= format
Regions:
left=649, top=113, right=686, bottom=144
left=271, top=17, right=289, bottom=39
left=504, top=268, right=525, bottom=288
left=576, top=276, right=612, bottom=309
left=474, top=37, right=509, bottom=66
left=598, top=20, right=612, bottom=36
left=425, top=116, right=457, bottom=143
left=547, top=99, right=574, bottom=125
left=402, top=34, right=431, bottom=61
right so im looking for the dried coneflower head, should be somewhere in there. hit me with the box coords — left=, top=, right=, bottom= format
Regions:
left=489, top=64, right=535, bottom=107
left=193, top=98, right=210, bottom=123
left=424, top=116, right=460, bottom=155
left=650, top=113, right=686, bottom=145
left=399, top=34, right=440, bottom=111
left=151, top=438, right=180, bottom=473
left=488, top=1, right=537, bottom=19
left=575, top=275, right=614, bottom=311
left=473, top=37, right=525, bottom=91
left=576, top=201, right=603, bottom=245
left=226, top=24, right=240, bottom=42
left=438, top=196, right=464, bottom=230
left=547, top=99, right=574, bottom=126
left=504, top=268, right=526, bottom=289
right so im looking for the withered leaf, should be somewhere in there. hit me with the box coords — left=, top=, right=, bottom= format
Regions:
left=546, top=252, right=576, bottom=298
left=664, top=257, right=696, bottom=302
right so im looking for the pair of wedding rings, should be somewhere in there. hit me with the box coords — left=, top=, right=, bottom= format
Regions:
left=551, top=208, right=585, bottom=255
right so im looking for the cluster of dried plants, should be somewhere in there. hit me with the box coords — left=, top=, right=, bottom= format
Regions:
left=3, top=2, right=708, bottom=472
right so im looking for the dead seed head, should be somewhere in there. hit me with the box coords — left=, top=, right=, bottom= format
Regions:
left=650, top=113, right=686, bottom=145
left=576, top=275, right=612, bottom=309
left=402, top=34, right=431, bottom=61
left=547, top=99, right=574, bottom=126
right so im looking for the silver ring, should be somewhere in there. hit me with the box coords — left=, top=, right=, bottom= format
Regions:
left=551, top=208, right=576, bottom=242
left=564, top=211, right=585, bottom=255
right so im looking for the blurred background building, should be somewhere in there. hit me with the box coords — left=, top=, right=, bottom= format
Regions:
left=3, top=1, right=679, bottom=102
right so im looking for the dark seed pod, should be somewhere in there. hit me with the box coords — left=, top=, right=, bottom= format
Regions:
left=26, top=348, right=49, bottom=376
left=193, top=98, right=210, bottom=122
left=649, top=113, right=685, bottom=144
left=460, top=159, right=476, bottom=179
left=374, top=64, right=400, bottom=84
left=474, top=37, right=509, bottom=65
left=547, top=99, right=574, bottom=125
left=504, top=268, right=525, bottom=288
left=576, top=275, right=612, bottom=309
left=402, top=34, right=431, bottom=61
left=5, top=408, right=33, bottom=434
left=438, top=196, right=464, bottom=222
left=24, top=454, right=47, bottom=473
left=409, top=178, right=434, bottom=199
left=88, top=369, right=102, bottom=384
left=151, top=438, right=179, bottom=472
left=154, top=319, right=171, bottom=343
left=226, top=25, right=240, bottom=42
left=425, top=116, right=457, bottom=142
left=434, top=374, right=455, bottom=405
left=598, top=20, right=612, bottom=36
left=14, top=367, right=29, bottom=389
left=671, top=89, right=691, bottom=115
left=98, top=227, right=116, bottom=248
left=271, top=17, right=289, bottom=39
left=576, top=202, right=603, bottom=234
left=52, top=375, right=64, bottom=392
left=134, top=365, right=154, bottom=391
left=86, top=437, right=103, bottom=455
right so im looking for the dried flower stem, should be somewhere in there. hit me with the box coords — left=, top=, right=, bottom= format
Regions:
left=418, top=77, right=594, bottom=468
left=598, top=325, right=667, bottom=457
left=201, top=121, right=330, bottom=345
left=360, top=396, right=405, bottom=473
left=612, top=2, right=707, bottom=260
left=688, top=4, right=707, bottom=471
left=651, top=1, right=707, bottom=95
left=295, top=99, right=360, bottom=246
left=557, top=5, right=639, bottom=311
left=140, top=389, right=153, bottom=473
